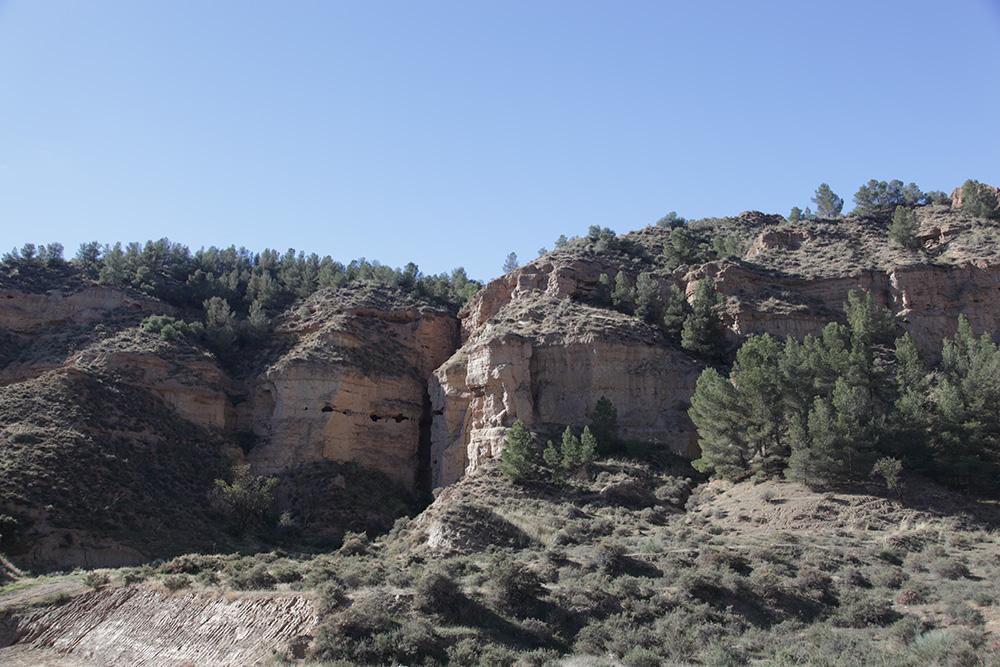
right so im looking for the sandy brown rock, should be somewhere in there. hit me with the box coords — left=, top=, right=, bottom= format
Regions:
left=432, top=293, right=701, bottom=488
left=0, top=286, right=167, bottom=335
left=247, top=286, right=459, bottom=489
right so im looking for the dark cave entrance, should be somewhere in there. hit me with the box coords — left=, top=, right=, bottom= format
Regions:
left=415, top=388, right=434, bottom=499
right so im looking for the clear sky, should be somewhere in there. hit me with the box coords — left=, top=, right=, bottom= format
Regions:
left=1, top=1, right=999, bottom=280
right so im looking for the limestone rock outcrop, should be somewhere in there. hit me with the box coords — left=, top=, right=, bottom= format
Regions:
left=0, top=285, right=167, bottom=335
left=246, top=287, right=459, bottom=490
left=431, top=288, right=702, bottom=489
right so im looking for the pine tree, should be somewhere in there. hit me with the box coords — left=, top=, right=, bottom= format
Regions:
left=595, top=273, right=612, bottom=306
left=689, top=368, right=749, bottom=479
left=889, top=334, right=930, bottom=463
left=730, top=334, right=787, bottom=475
left=831, top=376, right=870, bottom=478
left=959, top=180, right=1000, bottom=219
left=681, top=280, right=726, bottom=359
left=499, top=420, right=540, bottom=482
left=634, top=272, right=661, bottom=324
left=933, top=316, right=1000, bottom=487
left=788, top=207, right=803, bottom=222
left=502, top=252, right=519, bottom=274
left=663, top=227, right=702, bottom=269
left=74, top=241, right=103, bottom=278
left=542, top=439, right=561, bottom=473
left=812, top=183, right=844, bottom=218
left=787, top=397, right=842, bottom=486
left=889, top=206, right=921, bottom=250
left=662, top=284, right=688, bottom=340
left=559, top=426, right=581, bottom=471
left=589, top=396, right=618, bottom=455
left=611, top=272, right=635, bottom=313
left=204, top=296, right=237, bottom=351
left=578, top=426, right=598, bottom=468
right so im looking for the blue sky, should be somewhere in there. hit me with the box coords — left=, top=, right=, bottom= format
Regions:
left=1, top=1, right=999, bottom=280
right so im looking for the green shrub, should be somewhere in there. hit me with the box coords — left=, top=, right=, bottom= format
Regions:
left=413, top=569, right=461, bottom=615
left=83, top=571, right=110, bottom=590
left=226, top=562, right=276, bottom=590
left=833, top=590, right=896, bottom=627
left=338, top=530, right=369, bottom=556
left=162, top=574, right=191, bottom=592
left=140, top=314, right=203, bottom=341
left=490, top=561, right=543, bottom=614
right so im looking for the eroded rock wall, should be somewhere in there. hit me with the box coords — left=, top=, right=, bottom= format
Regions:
left=248, top=302, right=458, bottom=490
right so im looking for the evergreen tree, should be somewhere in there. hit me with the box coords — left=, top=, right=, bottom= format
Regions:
left=578, top=426, right=598, bottom=468
left=542, top=439, right=561, bottom=473
left=889, top=334, right=930, bottom=463
left=554, top=234, right=569, bottom=248
left=933, top=316, right=1000, bottom=487
left=502, top=252, right=519, bottom=274
left=589, top=396, right=618, bottom=455
left=74, top=242, right=103, bottom=277
left=595, top=273, right=612, bottom=306
left=787, top=397, right=842, bottom=486
left=690, top=369, right=749, bottom=479
left=959, top=180, right=999, bottom=219
left=788, top=207, right=803, bottom=222
left=656, top=211, right=686, bottom=228
left=662, top=284, right=688, bottom=340
left=634, top=272, right=661, bottom=324
left=611, top=272, right=635, bottom=313
left=559, top=426, right=581, bottom=471
left=889, top=206, right=921, bottom=250
left=499, top=420, right=541, bottom=482
left=730, top=334, right=787, bottom=474
left=663, top=227, right=702, bottom=269
left=831, top=376, right=871, bottom=478
left=681, top=280, right=726, bottom=359
left=204, top=296, right=238, bottom=351
left=812, top=183, right=844, bottom=218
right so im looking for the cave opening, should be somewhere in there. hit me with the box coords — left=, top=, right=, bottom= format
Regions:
left=321, top=405, right=333, bottom=413
left=416, top=388, right=434, bottom=499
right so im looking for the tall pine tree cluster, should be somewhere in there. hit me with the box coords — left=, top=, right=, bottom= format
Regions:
left=690, top=291, right=1000, bottom=493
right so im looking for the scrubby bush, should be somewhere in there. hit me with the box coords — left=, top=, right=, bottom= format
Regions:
left=141, top=314, right=204, bottom=341
left=490, top=561, right=543, bottom=614
left=226, top=562, right=276, bottom=590
left=413, top=569, right=462, bottom=615
left=162, top=574, right=192, bottom=592
left=338, top=530, right=369, bottom=556
left=833, top=590, right=896, bottom=627
left=83, top=571, right=110, bottom=590
left=210, top=464, right=277, bottom=533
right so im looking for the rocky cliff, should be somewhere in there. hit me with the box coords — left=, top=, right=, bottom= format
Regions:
left=243, top=286, right=459, bottom=490
left=4, top=196, right=1000, bottom=568
left=427, top=202, right=1000, bottom=488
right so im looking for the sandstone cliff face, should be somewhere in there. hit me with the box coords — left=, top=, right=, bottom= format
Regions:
left=430, top=205, right=1000, bottom=488
left=72, top=330, right=236, bottom=431
left=0, top=286, right=166, bottom=335
left=431, top=287, right=702, bottom=489
left=246, top=288, right=459, bottom=490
